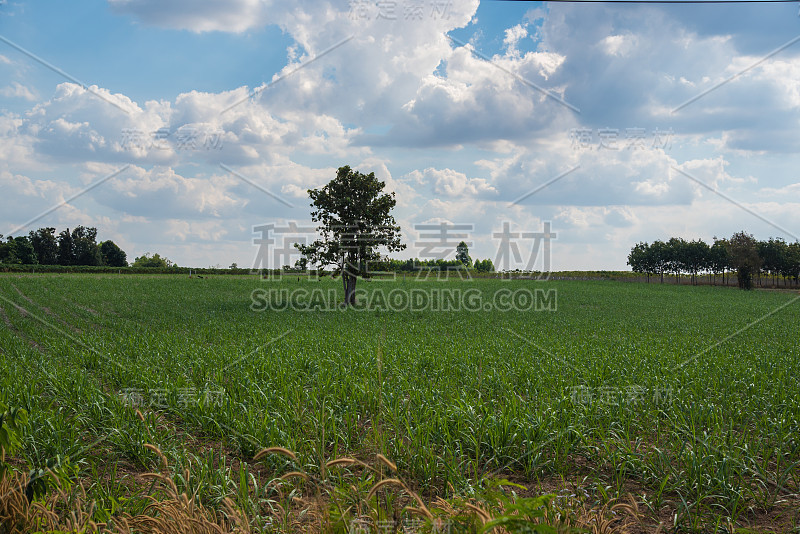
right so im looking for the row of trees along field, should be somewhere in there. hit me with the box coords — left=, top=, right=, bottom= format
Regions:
left=367, top=256, right=496, bottom=273
left=0, top=226, right=127, bottom=267
left=289, top=241, right=496, bottom=273
left=627, top=231, right=800, bottom=289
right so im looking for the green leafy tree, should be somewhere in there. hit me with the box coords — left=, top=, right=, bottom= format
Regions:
left=685, top=239, right=710, bottom=285
left=627, top=242, right=653, bottom=282
left=727, top=231, right=761, bottom=290
left=710, top=238, right=730, bottom=285
left=1, top=236, right=38, bottom=265
left=29, top=227, right=59, bottom=265
left=57, top=229, right=75, bottom=265
left=665, top=237, right=688, bottom=282
left=474, top=258, right=495, bottom=273
left=758, top=237, right=786, bottom=287
left=0, top=234, right=8, bottom=264
left=296, top=166, right=405, bottom=306
left=71, top=226, right=102, bottom=266
left=293, top=257, right=307, bottom=271
left=782, top=242, right=800, bottom=286
left=456, top=241, right=472, bottom=268
left=100, top=240, right=128, bottom=267
left=132, top=252, right=171, bottom=268
left=649, top=240, right=668, bottom=283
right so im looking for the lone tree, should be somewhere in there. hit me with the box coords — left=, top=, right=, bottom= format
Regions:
left=727, top=231, right=761, bottom=290
left=296, top=166, right=405, bottom=306
left=456, top=241, right=472, bottom=267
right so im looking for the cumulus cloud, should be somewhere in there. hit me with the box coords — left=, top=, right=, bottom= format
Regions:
left=12, top=82, right=363, bottom=169
left=477, top=136, right=700, bottom=207
left=0, top=82, right=37, bottom=101
left=405, top=167, right=497, bottom=198
left=3, top=0, right=798, bottom=268
left=104, top=0, right=799, bottom=155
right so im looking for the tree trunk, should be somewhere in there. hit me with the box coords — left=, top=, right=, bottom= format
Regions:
left=342, top=272, right=357, bottom=306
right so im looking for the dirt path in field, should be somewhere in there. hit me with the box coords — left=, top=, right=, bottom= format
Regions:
left=0, top=299, right=50, bottom=354
left=0, top=303, right=13, bottom=329
left=59, top=295, right=102, bottom=317
left=9, top=283, right=84, bottom=334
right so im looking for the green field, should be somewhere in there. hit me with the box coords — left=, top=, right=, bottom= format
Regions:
left=1, top=274, right=799, bottom=532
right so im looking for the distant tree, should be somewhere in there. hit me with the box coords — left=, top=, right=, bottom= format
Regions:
left=295, top=166, right=405, bottom=306
left=293, top=257, right=307, bottom=271
left=709, top=238, right=730, bottom=286
left=1, top=236, right=37, bottom=265
left=71, top=226, right=102, bottom=266
left=649, top=240, right=669, bottom=283
left=665, top=237, right=688, bottom=283
left=684, top=239, right=710, bottom=285
left=100, top=240, right=127, bottom=267
left=627, top=242, right=654, bottom=282
left=474, top=259, right=495, bottom=273
left=758, top=238, right=786, bottom=287
left=780, top=242, right=800, bottom=287
left=456, top=241, right=472, bottom=268
left=727, top=231, right=761, bottom=290
left=229, top=262, right=239, bottom=269
left=132, top=252, right=170, bottom=268
left=57, top=229, right=74, bottom=265
left=29, top=227, right=59, bottom=265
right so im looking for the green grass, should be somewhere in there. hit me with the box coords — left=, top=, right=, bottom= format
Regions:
left=1, top=274, right=799, bottom=532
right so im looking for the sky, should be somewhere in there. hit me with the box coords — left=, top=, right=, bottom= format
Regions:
left=1, top=0, right=799, bottom=270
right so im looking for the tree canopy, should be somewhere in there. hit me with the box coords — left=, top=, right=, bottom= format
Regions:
left=132, top=252, right=172, bottom=268
left=456, top=241, right=472, bottom=267
left=0, top=226, right=127, bottom=267
left=296, top=166, right=405, bottom=305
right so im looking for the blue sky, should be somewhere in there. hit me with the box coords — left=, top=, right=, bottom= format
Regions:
left=1, top=0, right=799, bottom=269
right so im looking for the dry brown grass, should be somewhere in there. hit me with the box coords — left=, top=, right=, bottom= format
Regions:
left=0, top=446, right=250, bottom=534
left=2, top=445, right=643, bottom=533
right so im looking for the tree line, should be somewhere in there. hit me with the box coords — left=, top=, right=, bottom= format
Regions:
left=0, top=227, right=128, bottom=267
left=371, top=257, right=496, bottom=273
left=290, top=240, right=495, bottom=274
left=627, top=231, right=800, bottom=289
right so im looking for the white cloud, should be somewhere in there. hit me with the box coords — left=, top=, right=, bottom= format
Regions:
left=0, top=82, right=36, bottom=101
left=600, top=34, right=638, bottom=57
left=503, top=23, right=528, bottom=56
left=13, top=81, right=363, bottom=168
left=3, top=1, right=798, bottom=269
left=406, top=167, right=497, bottom=198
